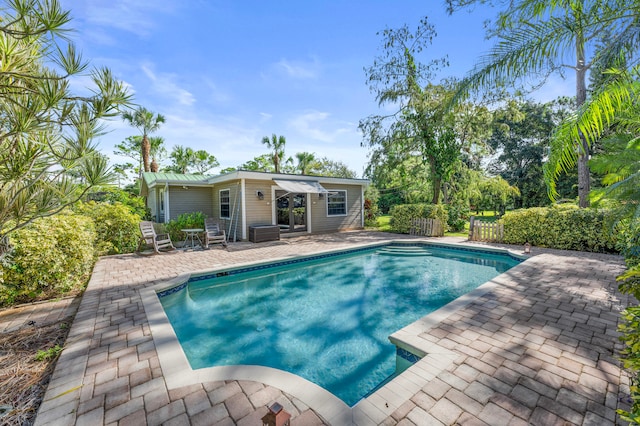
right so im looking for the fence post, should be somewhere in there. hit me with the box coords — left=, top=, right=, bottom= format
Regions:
left=468, top=216, right=475, bottom=240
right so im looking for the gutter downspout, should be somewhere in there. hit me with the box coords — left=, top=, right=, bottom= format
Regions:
left=240, top=179, right=247, bottom=240
left=165, top=183, right=170, bottom=223
left=361, top=185, right=365, bottom=228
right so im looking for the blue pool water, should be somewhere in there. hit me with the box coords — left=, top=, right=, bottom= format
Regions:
left=159, top=244, right=521, bottom=406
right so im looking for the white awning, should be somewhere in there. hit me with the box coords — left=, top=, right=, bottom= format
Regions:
left=273, top=179, right=329, bottom=194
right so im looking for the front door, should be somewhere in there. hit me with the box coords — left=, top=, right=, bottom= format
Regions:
left=276, top=191, right=307, bottom=233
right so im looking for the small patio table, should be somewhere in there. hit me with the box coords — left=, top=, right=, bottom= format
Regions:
left=181, top=228, right=203, bottom=249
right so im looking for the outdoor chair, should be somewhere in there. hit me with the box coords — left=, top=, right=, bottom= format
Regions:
left=204, top=218, right=228, bottom=249
left=138, top=221, right=176, bottom=254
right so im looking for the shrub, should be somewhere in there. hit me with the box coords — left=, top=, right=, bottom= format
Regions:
left=165, top=212, right=206, bottom=242
left=364, top=186, right=380, bottom=227
left=0, top=214, right=96, bottom=306
left=389, top=204, right=448, bottom=234
left=500, top=205, right=618, bottom=252
left=85, top=186, right=150, bottom=219
left=75, top=201, right=142, bottom=255
left=616, top=220, right=640, bottom=422
left=446, top=201, right=469, bottom=232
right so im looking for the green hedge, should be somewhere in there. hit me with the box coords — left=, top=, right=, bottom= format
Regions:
left=389, top=203, right=448, bottom=234
left=0, top=214, right=96, bottom=306
left=166, top=212, right=206, bottom=242
left=500, top=205, right=617, bottom=252
left=75, top=201, right=141, bottom=255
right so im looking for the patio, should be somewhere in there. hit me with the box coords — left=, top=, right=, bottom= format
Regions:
left=26, top=231, right=632, bottom=425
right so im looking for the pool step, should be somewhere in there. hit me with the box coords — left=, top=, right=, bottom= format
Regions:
left=377, top=246, right=432, bottom=256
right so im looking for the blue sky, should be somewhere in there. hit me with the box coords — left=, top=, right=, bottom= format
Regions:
left=64, top=1, right=571, bottom=178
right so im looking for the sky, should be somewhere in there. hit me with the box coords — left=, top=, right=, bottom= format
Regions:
left=62, top=1, right=572, bottom=179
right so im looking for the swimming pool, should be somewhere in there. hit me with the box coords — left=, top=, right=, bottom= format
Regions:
left=157, top=242, right=522, bottom=406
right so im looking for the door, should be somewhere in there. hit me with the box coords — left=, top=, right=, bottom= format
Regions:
left=276, top=191, right=307, bottom=233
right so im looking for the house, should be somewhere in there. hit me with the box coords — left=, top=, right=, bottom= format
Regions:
left=140, top=170, right=370, bottom=241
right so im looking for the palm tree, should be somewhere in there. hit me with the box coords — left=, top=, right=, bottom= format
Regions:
left=122, top=107, right=166, bottom=173
left=295, top=152, right=317, bottom=175
left=261, top=134, right=287, bottom=173
left=451, top=0, right=634, bottom=207
left=149, top=136, right=167, bottom=172
left=169, top=145, right=194, bottom=174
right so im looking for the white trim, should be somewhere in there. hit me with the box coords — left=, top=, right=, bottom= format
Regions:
left=361, top=186, right=365, bottom=228
left=326, top=189, right=348, bottom=217
left=164, top=183, right=170, bottom=223
left=206, top=170, right=369, bottom=187
left=306, top=192, right=312, bottom=234
left=219, top=188, right=231, bottom=219
left=270, top=185, right=278, bottom=225
left=240, top=179, right=247, bottom=240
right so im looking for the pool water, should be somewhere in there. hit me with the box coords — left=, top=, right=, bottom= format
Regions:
left=159, top=244, right=521, bottom=406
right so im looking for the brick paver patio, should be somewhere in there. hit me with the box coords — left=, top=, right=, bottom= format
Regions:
left=11, top=231, right=632, bottom=425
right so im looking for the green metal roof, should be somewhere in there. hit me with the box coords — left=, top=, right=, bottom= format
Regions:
left=142, top=172, right=213, bottom=186
left=140, top=172, right=215, bottom=196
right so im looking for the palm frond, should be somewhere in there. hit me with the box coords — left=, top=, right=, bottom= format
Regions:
left=545, top=69, right=639, bottom=200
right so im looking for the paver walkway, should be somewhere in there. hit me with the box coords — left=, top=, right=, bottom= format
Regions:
left=20, top=231, right=633, bottom=425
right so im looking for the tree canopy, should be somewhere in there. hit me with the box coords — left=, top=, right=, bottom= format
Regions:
left=360, top=18, right=492, bottom=204
left=122, top=107, right=165, bottom=173
left=0, top=0, right=130, bottom=254
left=448, top=0, right=637, bottom=207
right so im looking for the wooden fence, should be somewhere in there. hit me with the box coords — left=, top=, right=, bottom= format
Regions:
left=409, top=218, right=445, bottom=237
left=468, top=216, right=504, bottom=242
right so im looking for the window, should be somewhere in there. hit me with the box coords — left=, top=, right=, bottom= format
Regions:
left=220, top=189, right=230, bottom=218
left=327, top=190, right=347, bottom=216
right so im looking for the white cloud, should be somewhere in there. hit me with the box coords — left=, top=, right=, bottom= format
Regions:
left=73, top=0, right=178, bottom=38
left=141, top=64, right=195, bottom=106
left=288, top=111, right=353, bottom=143
left=259, top=112, right=273, bottom=123
left=272, top=57, right=321, bottom=80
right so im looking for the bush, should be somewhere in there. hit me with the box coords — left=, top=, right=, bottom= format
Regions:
left=165, top=212, right=206, bottom=242
left=85, top=186, right=150, bottom=219
left=0, top=214, right=96, bottom=306
left=389, top=204, right=448, bottom=234
left=364, top=186, right=380, bottom=227
left=446, top=201, right=469, bottom=232
left=500, top=205, right=618, bottom=252
left=75, top=201, right=142, bottom=255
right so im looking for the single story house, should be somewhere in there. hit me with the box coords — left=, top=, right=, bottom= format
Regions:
left=140, top=170, right=370, bottom=241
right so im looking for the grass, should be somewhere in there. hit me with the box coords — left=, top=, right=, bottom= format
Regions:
left=374, top=211, right=501, bottom=237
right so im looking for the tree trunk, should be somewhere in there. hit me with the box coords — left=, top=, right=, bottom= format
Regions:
left=150, top=158, right=159, bottom=172
left=432, top=177, right=441, bottom=204
left=575, top=25, right=590, bottom=208
left=142, top=135, right=151, bottom=173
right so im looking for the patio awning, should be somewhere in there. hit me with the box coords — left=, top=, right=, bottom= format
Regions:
left=273, top=179, right=329, bottom=194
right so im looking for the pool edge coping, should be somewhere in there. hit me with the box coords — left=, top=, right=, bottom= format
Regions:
left=141, top=239, right=531, bottom=425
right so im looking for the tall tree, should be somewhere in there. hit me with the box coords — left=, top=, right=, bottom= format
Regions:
left=449, top=0, right=635, bottom=207
left=360, top=18, right=489, bottom=203
left=168, top=145, right=193, bottom=174
left=191, top=150, right=219, bottom=174
left=114, top=135, right=166, bottom=178
left=487, top=98, right=575, bottom=207
left=294, top=152, right=318, bottom=175
left=122, top=107, right=165, bottom=173
left=0, top=0, right=130, bottom=254
left=148, top=137, right=167, bottom=172
left=261, top=134, right=287, bottom=173
left=316, top=158, right=358, bottom=178
left=236, top=154, right=275, bottom=172
left=167, top=146, right=219, bottom=174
